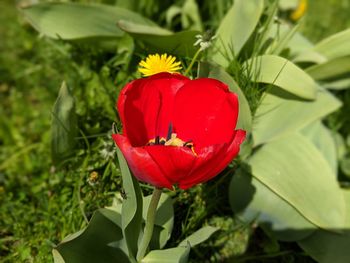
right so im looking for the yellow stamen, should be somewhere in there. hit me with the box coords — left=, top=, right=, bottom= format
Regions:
left=165, top=133, right=184, bottom=146
left=138, top=53, right=182, bottom=77
left=147, top=133, right=197, bottom=156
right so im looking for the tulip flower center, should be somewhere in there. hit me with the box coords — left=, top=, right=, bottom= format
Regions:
left=146, top=123, right=197, bottom=156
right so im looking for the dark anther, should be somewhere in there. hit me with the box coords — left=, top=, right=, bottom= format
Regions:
left=160, top=140, right=166, bottom=145
left=167, top=123, right=173, bottom=141
left=155, top=136, right=160, bottom=145
left=183, top=140, right=193, bottom=147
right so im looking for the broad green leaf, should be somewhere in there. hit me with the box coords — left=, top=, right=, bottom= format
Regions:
left=301, top=121, right=337, bottom=174
left=116, top=148, right=143, bottom=261
left=333, top=132, right=347, bottom=161
left=314, top=28, right=350, bottom=60
left=253, top=87, right=341, bottom=146
left=306, top=56, right=350, bottom=81
left=142, top=246, right=190, bottom=263
left=287, top=31, right=314, bottom=57
left=143, top=193, right=174, bottom=249
left=115, top=0, right=138, bottom=11
left=178, top=226, right=219, bottom=247
left=165, top=6, right=182, bottom=27
left=322, top=78, right=350, bottom=90
left=54, top=209, right=129, bottom=263
left=293, top=50, right=327, bottom=64
left=52, top=250, right=65, bottom=263
left=298, top=190, right=350, bottom=263
left=279, top=0, right=298, bottom=10
left=21, top=2, right=155, bottom=40
left=267, top=23, right=301, bottom=56
left=230, top=169, right=316, bottom=241
left=181, top=0, right=203, bottom=31
left=243, top=55, right=317, bottom=99
left=118, top=20, right=199, bottom=57
left=118, top=20, right=172, bottom=35
left=341, top=157, right=350, bottom=178
left=263, top=22, right=314, bottom=58
left=199, top=62, right=252, bottom=131
left=51, top=81, right=77, bottom=165
left=213, top=0, right=264, bottom=67
left=248, top=133, right=346, bottom=230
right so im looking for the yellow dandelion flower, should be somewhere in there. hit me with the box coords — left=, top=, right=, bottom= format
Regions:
left=138, top=53, right=182, bottom=77
left=290, top=0, right=307, bottom=21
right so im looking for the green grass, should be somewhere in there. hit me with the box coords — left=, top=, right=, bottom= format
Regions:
left=301, top=0, right=350, bottom=42
left=0, top=1, right=122, bottom=261
left=1, top=0, right=350, bottom=262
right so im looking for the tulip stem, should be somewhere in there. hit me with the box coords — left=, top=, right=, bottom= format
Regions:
left=184, top=48, right=202, bottom=76
left=136, top=187, right=162, bottom=261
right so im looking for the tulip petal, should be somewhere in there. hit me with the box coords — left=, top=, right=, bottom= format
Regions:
left=117, top=73, right=189, bottom=146
left=173, top=78, right=239, bottom=149
left=178, top=129, right=246, bottom=189
left=145, top=146, right=197, bottom=185
left=112, top=134, right=173, bottom=189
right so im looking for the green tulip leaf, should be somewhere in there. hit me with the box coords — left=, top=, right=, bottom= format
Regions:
left=181, top=0, right=203, bottom=31
left=198, top=62, right=252, bottom=131
left=21, top=2, right=156, bottom=40
left=116, top=148, right=143, bottom=261
left=321, top=78, right=350, bottom=90
left=248, top=133, right=346, bottom=230
left=267, top=23, right=301, bottom=56
left=230, top=169, right=316, bottom=241
left=212, top=0, right=264, bottom=67
left=52, top=250, right=65, bottom=263
left=118, top=20, right=199, bottom=57
left=306, top=56, right=350, bottom=81
left=178, top=226, right=219, bottom=247
left=333, top=132, right=347, bottom=161
left=253, top=87, right=341, bottom=146
left=293, top=50, right=327, bottom=64
left=51, top=81, right=77, bottom=165
left=243, top=55, right=317, bottom=99
left=53, top=208, right=129, bottom=263
left=301, top=121, right=337, bottom=174
left=314, top=28, right=350, bottom=60
left=118, top=20, right=172, bottom=35
left=296, top=29, right=350, bottom=65
left=142, top=193, right=174, bottom=249
left=298, top=190, right=350, bottom=263
left=278, top=0, right=298, bottom=10
left=341, top=157, right=350, bottom=178
left=166, top=6, right=182, bottom=28
left=266, top=23, right=314, bottom=58
left=142, top=246, right=190, bottom=263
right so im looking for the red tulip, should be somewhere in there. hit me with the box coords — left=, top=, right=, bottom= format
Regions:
left=113, top=72, right=246, bottom=190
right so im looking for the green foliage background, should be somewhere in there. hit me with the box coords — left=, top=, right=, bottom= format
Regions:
left=1, top=0, right=350, bottom=262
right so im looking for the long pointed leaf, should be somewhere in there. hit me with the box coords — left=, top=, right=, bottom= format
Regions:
left=252, top=87, right=341, bottom=146
left=51, top=81, right=77, bottom=165
left=212, top=0, right=264, bottom=67
left=230, top=169, right=316, bottom=241
left=243, top=55, right=317, bottom=99
left=53, top=209, right=129, bottom=263
left=21, top=2, right=156, bottom=40
left=248, top=133, right=346, bottom=230
left=116, top=148, right=143, bottom=261
left=298, top=190, right=350, bottom=263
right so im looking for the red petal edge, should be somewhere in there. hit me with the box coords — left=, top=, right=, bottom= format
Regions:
left=112, top=134, right=173, bottom=190
left=178, top=129, right=246, bottom=189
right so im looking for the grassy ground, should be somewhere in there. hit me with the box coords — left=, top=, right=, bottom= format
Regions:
left=1, top=0, right=350, bottom=262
